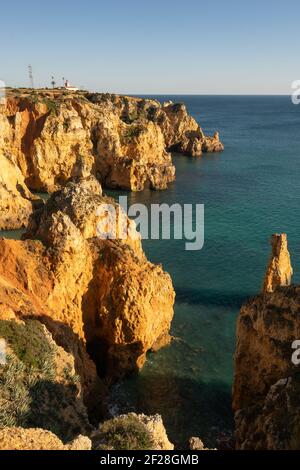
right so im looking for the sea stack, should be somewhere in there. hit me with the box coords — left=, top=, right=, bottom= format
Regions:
left=263, top=233, right=293, bottom=293
left=233, top=235, right=300, bottom=449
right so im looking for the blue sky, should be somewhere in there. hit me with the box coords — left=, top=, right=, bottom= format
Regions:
left=1, top=0, right=299, bottom=94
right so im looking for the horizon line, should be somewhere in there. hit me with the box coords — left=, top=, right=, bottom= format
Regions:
left=3, top=87, right=293, bottom=97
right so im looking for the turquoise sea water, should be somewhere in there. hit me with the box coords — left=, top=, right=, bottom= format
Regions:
left=108, top=96, right=300, bottom=447
left=1, top=96, right=300, bottom=447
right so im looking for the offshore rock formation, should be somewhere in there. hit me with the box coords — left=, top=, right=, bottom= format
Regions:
left=0, top=152, right=43, bottom=230
left=0, top=90, right=223, bottom=197
left=0, top=428, right=92, bottom=450
left=0, top=177, right=175, bottom=385
left=233, top=236, right=300, bottom=449
left=263, top=233, right=293, bottom=293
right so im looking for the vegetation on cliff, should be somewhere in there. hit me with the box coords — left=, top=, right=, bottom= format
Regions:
left=0, top=319, right=90, bottom=441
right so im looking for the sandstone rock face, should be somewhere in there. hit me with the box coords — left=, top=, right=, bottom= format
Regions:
left=0, top=177, right=175, bottom=383
left=233, top=283, right=300, bottom=449
left=0, top=91, right=223, bottom=196
left=0, top=428, right=92, bottom=450
left=158, top=104, right=224, bottom=156
left=0, top=97, right=93, bottom=192
left=91, top=94, right=224, bottom=157
left=263, top=233, right=293, bottom=293
left=93, top=110, right=175, bottom=191
left=0, top=152, right=42, bottom=229
left=91, top=413, right=174, bottom=450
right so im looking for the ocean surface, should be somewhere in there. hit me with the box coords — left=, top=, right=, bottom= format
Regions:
left=2, top=96, right=300, bottom=447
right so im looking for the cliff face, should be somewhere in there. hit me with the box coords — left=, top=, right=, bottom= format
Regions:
left=0, top=177, right=175, bottom=385
left=0, top=152, right=42, bottom=230
left=233, top=235, right=300, bottom=449
left=0, top=91, right=223, bottom=197
left=88, top=94, right=224, bottom=156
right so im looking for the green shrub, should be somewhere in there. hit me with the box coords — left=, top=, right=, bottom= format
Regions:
left=29, top=93, right=40, bottom=104
left=94, top=415, right=154, bottom=450
left=42, top=98, right=59, bottom=116
left=123, top=125, right=142, bottom=142
left=0, top=319, right=83, bottom=440
left=0, top=320, right=55, bottom=375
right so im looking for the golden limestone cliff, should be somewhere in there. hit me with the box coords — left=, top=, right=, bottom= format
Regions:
left=0, top=90, right=223, bottom=229
left=0, top=212, right=174, bottom=451
left=233, top=234, right=300, bottom=449
left=0, top=177, right=175, bottom=391
left=0, top=152, right=43, bottom=230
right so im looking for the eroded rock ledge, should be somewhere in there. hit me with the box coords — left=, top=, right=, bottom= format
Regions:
left=233, top=234, right=300, bottom=449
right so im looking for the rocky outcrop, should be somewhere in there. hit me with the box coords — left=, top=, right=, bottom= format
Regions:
left=90, top=94, right=224, bottom=157
left=0, top=90, right=223, bottom=198
left=233, top=236, right=300, bottom=449
left=0, top=177, right=175, bottom=385
left=189, top=437, right=212, bottom=450
left=157, top=104, right=224, bottom=156
left=0, top=152, right=43, bottom=230
left=0, top=428, right=91, bottom=450
left=0, top=413, right=173, bottom=450
left=134, top=414, right=174, bottom=451
left=91, top=413, right=174, bottom=450
left=263, top=233, right=293, bottom=293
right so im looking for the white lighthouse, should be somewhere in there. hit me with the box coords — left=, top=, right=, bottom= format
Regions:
left=64, top=80, right=79, bottom=92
